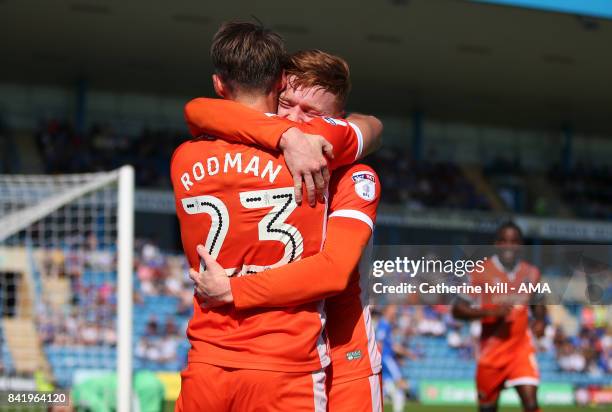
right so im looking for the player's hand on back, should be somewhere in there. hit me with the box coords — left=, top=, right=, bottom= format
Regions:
left=279, top=127, right=334, bottom=206
left=188, top=245, right=233, bottom=309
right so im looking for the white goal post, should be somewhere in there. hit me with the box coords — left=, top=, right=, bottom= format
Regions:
left=0, top=166, right=134, bottom=412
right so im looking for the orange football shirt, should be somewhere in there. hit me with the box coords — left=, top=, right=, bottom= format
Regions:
left=171, top=106, right=363, bottom=372
left=325, top=164, right=382, bottom=383
left=227, top=164, right=383, bottom=382
left=470, top=256, right=541, bottom=369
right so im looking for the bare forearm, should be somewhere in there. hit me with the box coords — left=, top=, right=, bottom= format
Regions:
left=346, top=113, right=383, bottom=157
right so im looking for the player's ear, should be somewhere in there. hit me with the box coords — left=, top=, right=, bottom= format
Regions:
left=333, top=98, right=346, bottom=119
left=212, top=74, right=228, bottom=98
left=278, top=70, right=287, bottom=93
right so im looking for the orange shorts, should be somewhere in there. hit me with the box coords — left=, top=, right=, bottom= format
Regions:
left=476, top=352, right=540, bottom=405
left=327, top=374, right=383, bottom=412
left=175, top=362, right=327, bottom=412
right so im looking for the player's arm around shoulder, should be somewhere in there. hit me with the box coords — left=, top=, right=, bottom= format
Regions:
left=301, top=114, right=383, bottom=169
left=184, top=97, right=295, bottom=149
left=345, top=113, right=383, bottom=157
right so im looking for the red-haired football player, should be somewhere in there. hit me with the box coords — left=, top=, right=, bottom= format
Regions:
left=173, top=23, right=383, bottom=412
left=186, top=49, right=385, bottom=411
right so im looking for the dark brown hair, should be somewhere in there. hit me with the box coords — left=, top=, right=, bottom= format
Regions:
left=285, top=49, right=351, bottom=108
left=211, top=21, right=287, bottom=94
left=496, top=220, right=524, bottom=241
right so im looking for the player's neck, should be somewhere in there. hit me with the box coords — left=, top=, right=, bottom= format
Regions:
left=233, top=93, right=277, bottom=114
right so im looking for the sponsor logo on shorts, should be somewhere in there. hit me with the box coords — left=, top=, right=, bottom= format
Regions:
left=346, top=350, right=362, bottom=361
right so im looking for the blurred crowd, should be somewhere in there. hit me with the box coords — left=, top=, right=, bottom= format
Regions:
left=34, top=119, right=494, bottom=211
left=374, top=303, right=612, bottom=377
left=14, top=234, right=610, bottom=381
left=135, top=316, right=182, bottom=366
left=35, top=119, right=182, bottom=187
left=38, top=307, right=117, bottom=347
left=30, top=119, right=612, bottom=220
left=546, top=306, right=612, bottom=375
left=374, top=305, right=478, bottom=360
left=133, top=239, right=194, bottom=315
left=365, top=147, right=491, bottom=211
left=550, top=164, right=612, bottom=220
left=34, top=237, right=192, bottom=364
left=35, top=233, right=118, bottom=347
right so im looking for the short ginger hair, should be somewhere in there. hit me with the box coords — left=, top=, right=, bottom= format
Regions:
left=285, top=49, right=351, bottom=109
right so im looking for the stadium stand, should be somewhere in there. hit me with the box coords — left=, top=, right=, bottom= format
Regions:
left=30, top=239, right=193, bottom=387
left=379, top=303, right=611, bottom=396
left=22, top=118, right=612, bottom=221
left=18, top=235, right=607, bottom=391
left=550, top=164, right=612, bottom=220
left=34, top=119, right=181, bottom=188
left=32, top=119, right=497, bottom=211
left=0, top=325, right=15, bottom=375
left=0, top=1, right=611, bottom=409
left=365, top=147, right=491, bottom=211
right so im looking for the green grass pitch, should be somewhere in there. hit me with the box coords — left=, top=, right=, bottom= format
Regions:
left=159, top=401, right=603, bottom=411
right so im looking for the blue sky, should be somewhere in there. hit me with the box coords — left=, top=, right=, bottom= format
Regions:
left=473, top=0, right=612, bottom=19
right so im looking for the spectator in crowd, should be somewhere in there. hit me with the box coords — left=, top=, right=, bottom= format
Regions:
left=80, top=323, right=100, bottom=346
left=136, top=238, right=167, bottom=296
left=557, top=339, right=586, bottom=372
left=135, top=316, right=181, bottom=365
left=145, top=316, right=159, bottom=337
left=164, top=318, right=178, bottom=336
left=101, top=321, right=117, bottom=346
left=446, top=322, right=473, bottom=359
left=416, top=307, right=446, bottom=337
left=136, top=338, right=162, bottom=363
left=38, top=312, right=56, bottom=345
left=157, top=335, right=179, bottom=364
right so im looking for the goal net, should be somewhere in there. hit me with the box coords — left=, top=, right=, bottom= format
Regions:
left=0, top=166, right=134, bottom=411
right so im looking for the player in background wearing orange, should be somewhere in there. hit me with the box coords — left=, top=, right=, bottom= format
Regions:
left=187, top=50, right=384, bottom=411
left=453, top=222, right=547, bottom=412
left=172, top=23, right=382, bottom=412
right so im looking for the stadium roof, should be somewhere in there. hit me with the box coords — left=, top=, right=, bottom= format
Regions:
left=0, top=0, right=611, bottom=133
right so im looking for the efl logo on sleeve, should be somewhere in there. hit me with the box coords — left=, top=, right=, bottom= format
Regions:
left=323, top=117, right=337, bottom=126
left=322, top=117, right=347, bottom=127
left=352, top=171, right=376, bottom=201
